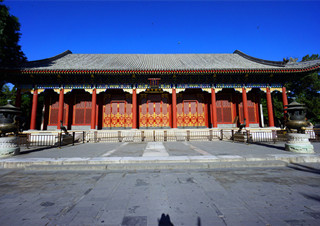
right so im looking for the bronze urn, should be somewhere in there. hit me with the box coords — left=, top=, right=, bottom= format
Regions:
left=284, top=100, right=310, bottom=133
left=0, top=100, right=22, bottom=137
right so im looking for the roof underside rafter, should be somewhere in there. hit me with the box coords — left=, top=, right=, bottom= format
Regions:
left=17, top=66, right=320, bottom=75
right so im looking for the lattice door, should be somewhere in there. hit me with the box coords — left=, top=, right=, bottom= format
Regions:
left=73, top=94, right=92, bottom=125
left=103, top=94, right=132, bottom=128
left=238, top=94, right=259, bottom=124
left=177, top=94, right=205, bottom=128
left=48, top=96, right=68, bottom=126
left=216, top=94, right=233, bottom=124
left=139, top=94, right=170, bottom=128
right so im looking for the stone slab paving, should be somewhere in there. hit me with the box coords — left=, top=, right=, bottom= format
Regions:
left=0, top=165, right=319, bottom=225
left=143, top=142, right=169, bottom=157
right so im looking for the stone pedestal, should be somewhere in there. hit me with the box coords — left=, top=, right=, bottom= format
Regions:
left=285, top=133, right=314, bottom=153
left=0, top=136, right=20, bottom=156
left=62, top=134, right=73, bottom=145
left=55, top=134, right=73, bottom=146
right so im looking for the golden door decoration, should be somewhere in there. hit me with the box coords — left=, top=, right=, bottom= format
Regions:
left=103, top=94, right=132, bottom=128
left=176, top=93, right=205, bottom=128
left=139, top=94, right=170, bottom=128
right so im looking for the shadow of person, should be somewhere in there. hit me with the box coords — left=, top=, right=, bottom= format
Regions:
left=159, top=213, right=174, bottom=226
left=197, top=216, right=201, bottom=226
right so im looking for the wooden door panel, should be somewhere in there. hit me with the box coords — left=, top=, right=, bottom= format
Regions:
left=177, top=93, right=206, bottom=128
left=103, top=94, right=132, bottom=128
left=139, top=94, right=170, bottom=128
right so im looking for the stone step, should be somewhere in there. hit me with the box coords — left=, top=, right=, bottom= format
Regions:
left=25, top=164, right=107, bottom=171
left=23, top=160, right=288, bottom=171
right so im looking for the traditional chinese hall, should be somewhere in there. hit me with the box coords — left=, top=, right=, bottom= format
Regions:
left=5, top=50, right=320, bottom=131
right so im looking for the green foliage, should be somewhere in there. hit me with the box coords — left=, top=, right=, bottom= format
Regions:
left=0, top=83, right=16, bottom=106
left=272, top=92, right=285, bottom=124
left=260, top=91, right=284, bottom=127
left=0, top=1, right=30, bottom=127
left=260, top=53, right=320, bottom=126
left=20, top=92, right=31, bottom=129
left=0, top=84, right=32, bottom=129
left=0, top=0, right=26, bottom=68
left=302, top=54, right=319, bottom=62
left=287, top=54, right=320, bottom=124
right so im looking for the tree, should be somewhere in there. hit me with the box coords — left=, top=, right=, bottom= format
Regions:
left=0, top=0, right=26, bottom=67
left=0, top=0, right=26, bottom=89
left=287, top=54, right=320, bottom=124
left=260, top=90, right=284, bottom=127
left=0, top=83, right=15, bottom=106
left=259, top=54, right=320, bottom=126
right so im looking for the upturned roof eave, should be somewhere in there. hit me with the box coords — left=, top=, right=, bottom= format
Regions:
left=5, top=50, right=320, bottom=73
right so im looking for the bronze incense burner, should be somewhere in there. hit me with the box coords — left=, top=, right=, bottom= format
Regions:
left=0, top=100, right=22, bottom=137
left=284, top=100, right=310, bottom=134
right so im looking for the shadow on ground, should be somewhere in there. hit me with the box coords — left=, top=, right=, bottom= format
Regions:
left=288, top=163, right=320, bottom=175
left=251, top=142, right=286, bottom=151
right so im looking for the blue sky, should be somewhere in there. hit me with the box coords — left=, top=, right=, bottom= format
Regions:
left=5, top=0, right=320, bottom=62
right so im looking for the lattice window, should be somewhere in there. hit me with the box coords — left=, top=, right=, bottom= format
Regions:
left=74, top=94, right=92, bottom=125
left=248, top=94, right=258, bottom=123
left=184, top=102, right=189, bottom=114
left=111, top=102, right=118, bottom=115
left=126, top=96, right=132, bottom=114
left=162, top=98, right=167, bottom=114
left=238, top=94, right=258, bottom=124
left=148, top=102, right=154, bottom=114
left=118, top=102, right=124, bottom=115
left=217, top=107, right=223, bottom=122
left=105, top=101, right=111, bottom=114
left=177, top=102, right=182, bottom=114
left=49, top=97, right=59, bottom=125
left=191, top=101, right=196, bottom=114
left=198, top=102, right=203, bottom=114
left=141, top=98, right=147, bottom=115
left=216, top=94, right=233, bottom=123
left=155, top=102, right=161, bottom=115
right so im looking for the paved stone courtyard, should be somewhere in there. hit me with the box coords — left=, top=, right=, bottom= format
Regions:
left=0, top=141, right=319, bottom=225
left=0, top=164, right=319, bottom=226
left=14, top=141, right=320, bottom=159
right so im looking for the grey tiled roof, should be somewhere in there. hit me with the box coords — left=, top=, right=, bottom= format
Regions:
left=19, top=50, right=320, bottom=71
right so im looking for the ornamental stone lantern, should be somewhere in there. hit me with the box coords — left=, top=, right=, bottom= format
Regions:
left=0, top=100, right=22, bottom=155
left=284, top=100, right=314, bottom=153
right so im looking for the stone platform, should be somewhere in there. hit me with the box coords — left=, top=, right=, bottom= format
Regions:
left=0, top=141, right=319, bottom=171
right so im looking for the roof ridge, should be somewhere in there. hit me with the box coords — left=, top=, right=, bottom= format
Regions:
left=72, top=53, right=231, bottom=55
left=234, top=50, right=287, bottom=67
left=27, top=50, right=72, bottom=64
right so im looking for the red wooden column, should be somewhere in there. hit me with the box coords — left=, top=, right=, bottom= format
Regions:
left=43, top=93, right=50, bottom=130
left=242, top=87, right=249, bottom=127
left=211, top=88, right=218, bottom=128
left=172, top=88, right=177, bottom=128
left=15, top=88, right=21, bottom=108
left=30, top=89, right=38, bottom=130
left=57, top=88, right=64, bottom=129
left=95, top=93, right=101, bottom=129
left=91, top=88, right=97, bottom=129
left=266, top=87, right=275, bottom=127
left=132, top=88, right=137, bottom=129
left=282, top=86, right=289, bottom=114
